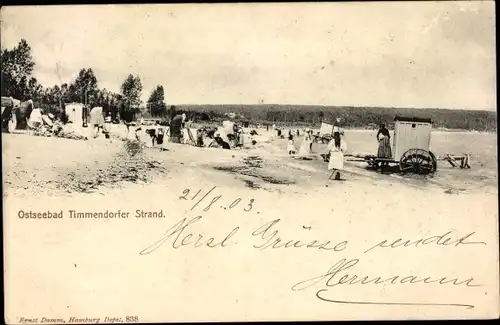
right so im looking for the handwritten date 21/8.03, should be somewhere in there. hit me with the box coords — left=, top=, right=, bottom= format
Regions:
left=179, top=186, right=254, bottom=213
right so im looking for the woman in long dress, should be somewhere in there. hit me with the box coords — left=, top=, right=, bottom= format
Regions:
left=89, top=106, right=105, bottom=138
left=327, top=130, right=347, bottom=181
left=377, top=123, right=392, bottom=167
left=298, top=131, right=313, bottom=157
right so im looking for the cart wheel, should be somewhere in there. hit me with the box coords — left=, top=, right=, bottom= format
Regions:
left=365, top=157, right=377, bottom=169
left=429, top=151, right=438, bottom=172
left=399, top=149, right=436, bottom=175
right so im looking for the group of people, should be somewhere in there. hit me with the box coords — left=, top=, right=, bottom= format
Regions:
left=284, top=120, right=393, bottom=181
left=287, top=129, right=314, bottom=156
left=138, top=106, right=248, bottom=151
left=27, top=106, right=64, bottom=136
left=283, top=118, right=347, bottom=181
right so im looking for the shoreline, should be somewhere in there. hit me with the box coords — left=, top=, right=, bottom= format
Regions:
left=335, top=128, right=497, bottom=135
left=182, top=122, right=496, bottom=134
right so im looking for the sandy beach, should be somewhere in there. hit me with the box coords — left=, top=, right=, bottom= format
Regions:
left=3, top=123, right=497, bottom=197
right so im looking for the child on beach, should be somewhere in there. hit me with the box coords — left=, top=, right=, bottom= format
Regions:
left=287, top=139, right=297, bottom=155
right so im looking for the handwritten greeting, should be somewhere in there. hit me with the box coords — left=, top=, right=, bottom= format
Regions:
left=139, top=186, right=487, bottom=310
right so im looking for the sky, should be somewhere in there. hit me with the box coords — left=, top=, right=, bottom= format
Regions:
left=0, top=2, right=496, bottom=110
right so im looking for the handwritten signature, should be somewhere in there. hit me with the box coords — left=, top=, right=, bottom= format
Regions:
left=291, top=258, right=479, bottom=309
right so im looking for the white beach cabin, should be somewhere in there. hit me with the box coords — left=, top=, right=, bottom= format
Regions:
left=392, top=116, right=433, bottom=161
left=65, top=103, right=85, bottom=124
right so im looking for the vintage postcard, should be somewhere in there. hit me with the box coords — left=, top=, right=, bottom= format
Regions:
left=2, top=2, right=498, bottom=323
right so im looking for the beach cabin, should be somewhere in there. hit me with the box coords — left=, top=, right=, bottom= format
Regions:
left=65, top=103, right=86, bottom=124
left=319, top=121, right=334, bottom=136
left=392, top=116, right=432, bottom=161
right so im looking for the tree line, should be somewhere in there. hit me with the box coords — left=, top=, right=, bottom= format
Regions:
left=1, top=39, right=169, bottom=121
left=177, top=104, right=497, bottom=132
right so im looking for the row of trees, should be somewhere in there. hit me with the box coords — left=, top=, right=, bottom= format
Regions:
left=1, top=39, right=169, bottom=120
left=177, top=104, right=497, bottom=132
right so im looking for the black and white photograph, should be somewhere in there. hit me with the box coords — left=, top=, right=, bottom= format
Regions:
left=2, top=2, right=498, bottom=323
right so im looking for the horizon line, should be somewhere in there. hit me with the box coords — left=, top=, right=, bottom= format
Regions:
left=167, top=103, right=497, bottom=113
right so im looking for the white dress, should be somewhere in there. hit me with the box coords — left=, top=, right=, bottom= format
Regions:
left=222, top=120, right=235, bottom=136
left=182, top=129, right=190, bottom=144
left=298, top=134, right=312, bottom=156
left=327, top=139, right=347, bottom=171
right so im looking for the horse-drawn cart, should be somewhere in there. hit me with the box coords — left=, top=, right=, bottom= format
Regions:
left=347, top=116, right=471, bottom=175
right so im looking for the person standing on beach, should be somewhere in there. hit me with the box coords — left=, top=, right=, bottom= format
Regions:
left=309, top=130, right=314, bottom=151
left=104, top=113, right=112, bottom=138
left=287, top=139, right=297, bottom=155
left=122, top=110, right=134, bottom=139
left=169, top=113, right=185, bottom=143
left=89, top=106, right=105, bottom=138
left=377, top=123, right=392, bottom=167
left=298, top=130, right=313, bottom=156
left=332, top=117, right=342, bottom=149
left=327, top=131, right=347, bottom=181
